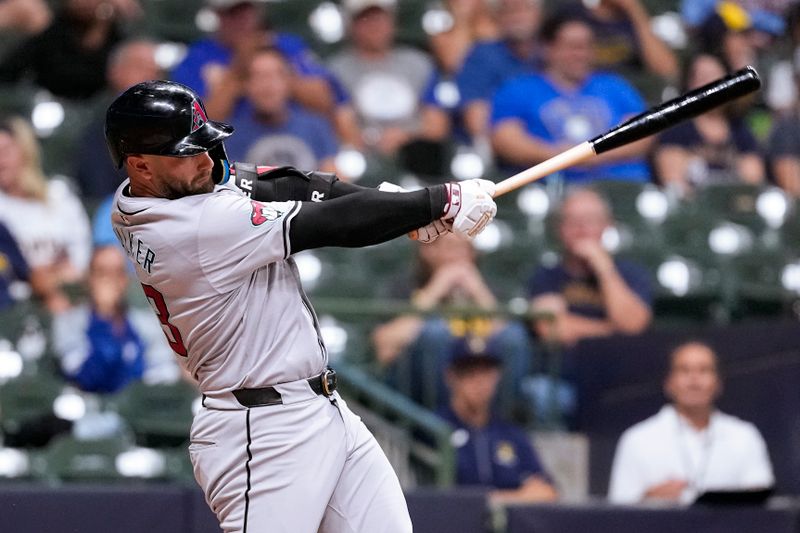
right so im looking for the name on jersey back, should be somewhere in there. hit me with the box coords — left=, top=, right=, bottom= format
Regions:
left=114, top=227, right=156, bottom=273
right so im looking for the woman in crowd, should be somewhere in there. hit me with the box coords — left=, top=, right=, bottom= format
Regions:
left=0, top=117, right=91, bottom=310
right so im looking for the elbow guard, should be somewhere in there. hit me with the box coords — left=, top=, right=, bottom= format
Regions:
left=221, top=162, right=342, bottom=203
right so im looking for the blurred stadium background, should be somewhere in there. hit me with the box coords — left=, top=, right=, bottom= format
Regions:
left=1, top=0, right=800, bottom=531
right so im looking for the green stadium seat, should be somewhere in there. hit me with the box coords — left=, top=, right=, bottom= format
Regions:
left=163, top=444, right=195, bottom=484
left=107, top=381, right=199, bottom=448
left=139, top=0, right=205, bottom=43
left=590, top=180, right=650, bottom=223
left=692, top=182, right=767, bottom=233
left=0, top=375, right=66, bottom=447
left=727, top=250, right=793, bottom=318
left=38, top=434, right=133, bottom=483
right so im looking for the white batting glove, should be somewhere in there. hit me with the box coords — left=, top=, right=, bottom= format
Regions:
left=442, top=179, right=497, bottom=238
left=378, top=181, right=450, bottom=243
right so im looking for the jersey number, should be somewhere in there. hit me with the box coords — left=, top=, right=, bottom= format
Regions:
left=141, top=284, right=188, bottom=357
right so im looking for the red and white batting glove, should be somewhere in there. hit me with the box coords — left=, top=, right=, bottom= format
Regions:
left=378, top=181, right=451, bottom=243
left=442, top=179, right=497, bottom=238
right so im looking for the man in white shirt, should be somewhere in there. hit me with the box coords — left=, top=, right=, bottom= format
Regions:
left=608, top=341, right=774, bottom=504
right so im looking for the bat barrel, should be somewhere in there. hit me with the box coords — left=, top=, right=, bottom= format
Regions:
left=590, top=66, right=761, bottom=155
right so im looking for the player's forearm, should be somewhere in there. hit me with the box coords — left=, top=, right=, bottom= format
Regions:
left=289, top=186, right=446, bottom=252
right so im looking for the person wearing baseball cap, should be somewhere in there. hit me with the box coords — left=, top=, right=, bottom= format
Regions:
left=328, top=0, right=450, bottom=159
left=341, top=0, right=396, bottom=18
left=171, top=0, right=335, bottom=118
left=439, top=336, right=558, bottom=504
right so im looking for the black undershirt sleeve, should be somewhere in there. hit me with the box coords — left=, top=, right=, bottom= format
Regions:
left=289, top=186, right=447, bottom=253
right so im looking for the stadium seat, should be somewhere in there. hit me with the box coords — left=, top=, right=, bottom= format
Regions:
left=163, top=444, right=196, bottom=484
left=692, top=182, right=767, bottom=233
left=727, top=250, right=793, bottom=318
left=0, top=375, right=68, bottom=448
left=38, top=434, right=133, bottom=483
left=589, top=180, right=650, bottom=224
left=107, top=381, right=199, bottom=448
left=138, top=0, right=205, bottom=43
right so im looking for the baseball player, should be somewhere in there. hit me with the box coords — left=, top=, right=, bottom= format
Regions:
left=104, top=80, right=497, bottom=533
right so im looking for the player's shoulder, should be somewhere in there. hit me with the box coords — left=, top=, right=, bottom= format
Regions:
left=203, top=189, right=299, bottom=229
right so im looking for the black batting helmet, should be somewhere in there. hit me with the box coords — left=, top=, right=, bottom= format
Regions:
left=105, top=80, right=233, bottom=180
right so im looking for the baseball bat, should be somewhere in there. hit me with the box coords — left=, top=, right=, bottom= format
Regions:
left=492, top=65, right=761, bottom=197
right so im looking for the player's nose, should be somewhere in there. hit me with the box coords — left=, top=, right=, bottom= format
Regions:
left=197, top=151, right=214, bottom=170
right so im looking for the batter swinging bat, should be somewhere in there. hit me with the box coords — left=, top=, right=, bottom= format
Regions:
left=492, top=66, right=761, bottom=197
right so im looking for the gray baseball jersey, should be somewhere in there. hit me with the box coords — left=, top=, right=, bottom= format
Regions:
left=111, top=180, right=326, bottom=394
left=112, top=179, right=412, bottom=533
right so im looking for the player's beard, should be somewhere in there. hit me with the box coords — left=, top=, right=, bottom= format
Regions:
left=161, top=171, right=215, bottom=199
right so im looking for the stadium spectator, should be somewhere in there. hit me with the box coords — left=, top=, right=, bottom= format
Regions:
left=456, top=0, right=542, bottom=142
left=491, top=13, right=652, bottom=183
left=428, top=0, right=499, bottom=76
left=328, top=0, right=449, bottom=160
left=440, top=336, right=558, bottom=503
left=654, top=54, right=765, bottom=197
left=0, top=117, right=91, bottom=293
left=682, top=0, right=787, bottom=72
left=769, top=115, right=800, bottom=198
left=0, top=0, right=139, bottom=100
left=0, top=0, right=51, bottom=34
left=767, top=35, right=800, bottom=199
left=555, top=0, right=678, bottom=80
left=371, top=232, right=533, bottom=416
left=608, top=341, right=774, bottom=504
left=0, top=221, right=29, bottom=311
left=51, top=246, right=180, bottom=394
left=74, top=38, right=163, bottom=203
left=0, top=221, right=71, bottom=313
left=528, top=188, right=652, bottom=347
left=222, top=47, right=338, bottom=172
left=172, top=0, right=334, bottom=119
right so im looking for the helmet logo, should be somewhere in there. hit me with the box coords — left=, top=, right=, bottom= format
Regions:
left=191, top=100, right=208, bottom=133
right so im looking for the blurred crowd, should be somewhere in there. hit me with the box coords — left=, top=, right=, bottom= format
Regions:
left=0, top=0, right=797, bottom=505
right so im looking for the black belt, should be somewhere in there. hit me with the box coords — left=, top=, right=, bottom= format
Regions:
left=231, top=369, right=338, bottom=408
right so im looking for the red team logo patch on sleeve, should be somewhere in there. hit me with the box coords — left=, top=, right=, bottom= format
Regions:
left=191, top=100, right=207, bottom=133
left=250, top=200, right=282, bottom=226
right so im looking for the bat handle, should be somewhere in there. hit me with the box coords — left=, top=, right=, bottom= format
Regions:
left=493, top=141, right=596, bottom=198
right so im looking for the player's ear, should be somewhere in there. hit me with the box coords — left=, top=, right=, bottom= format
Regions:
left=126, top=154, right=153, bottom=179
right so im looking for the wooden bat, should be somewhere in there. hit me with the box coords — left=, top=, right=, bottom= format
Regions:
left=492, top=66, right=761, bottom=197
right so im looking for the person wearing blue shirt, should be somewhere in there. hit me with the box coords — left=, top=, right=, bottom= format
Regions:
left=491, top=13, right=652, bottom=183
left=439, top=336, right=558, bottom=503
left=527, top=188, right=652, bottom=347
left=51, top=246, right=179, bottom=394
left=456, top=0, right=542, bottom=140
left=171, top=0, right=335, bottom=118
left=224, top=47, right=338, bottom=172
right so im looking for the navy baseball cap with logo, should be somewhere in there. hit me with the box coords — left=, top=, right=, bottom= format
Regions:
left=448, top=336, right=503, bottom=371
